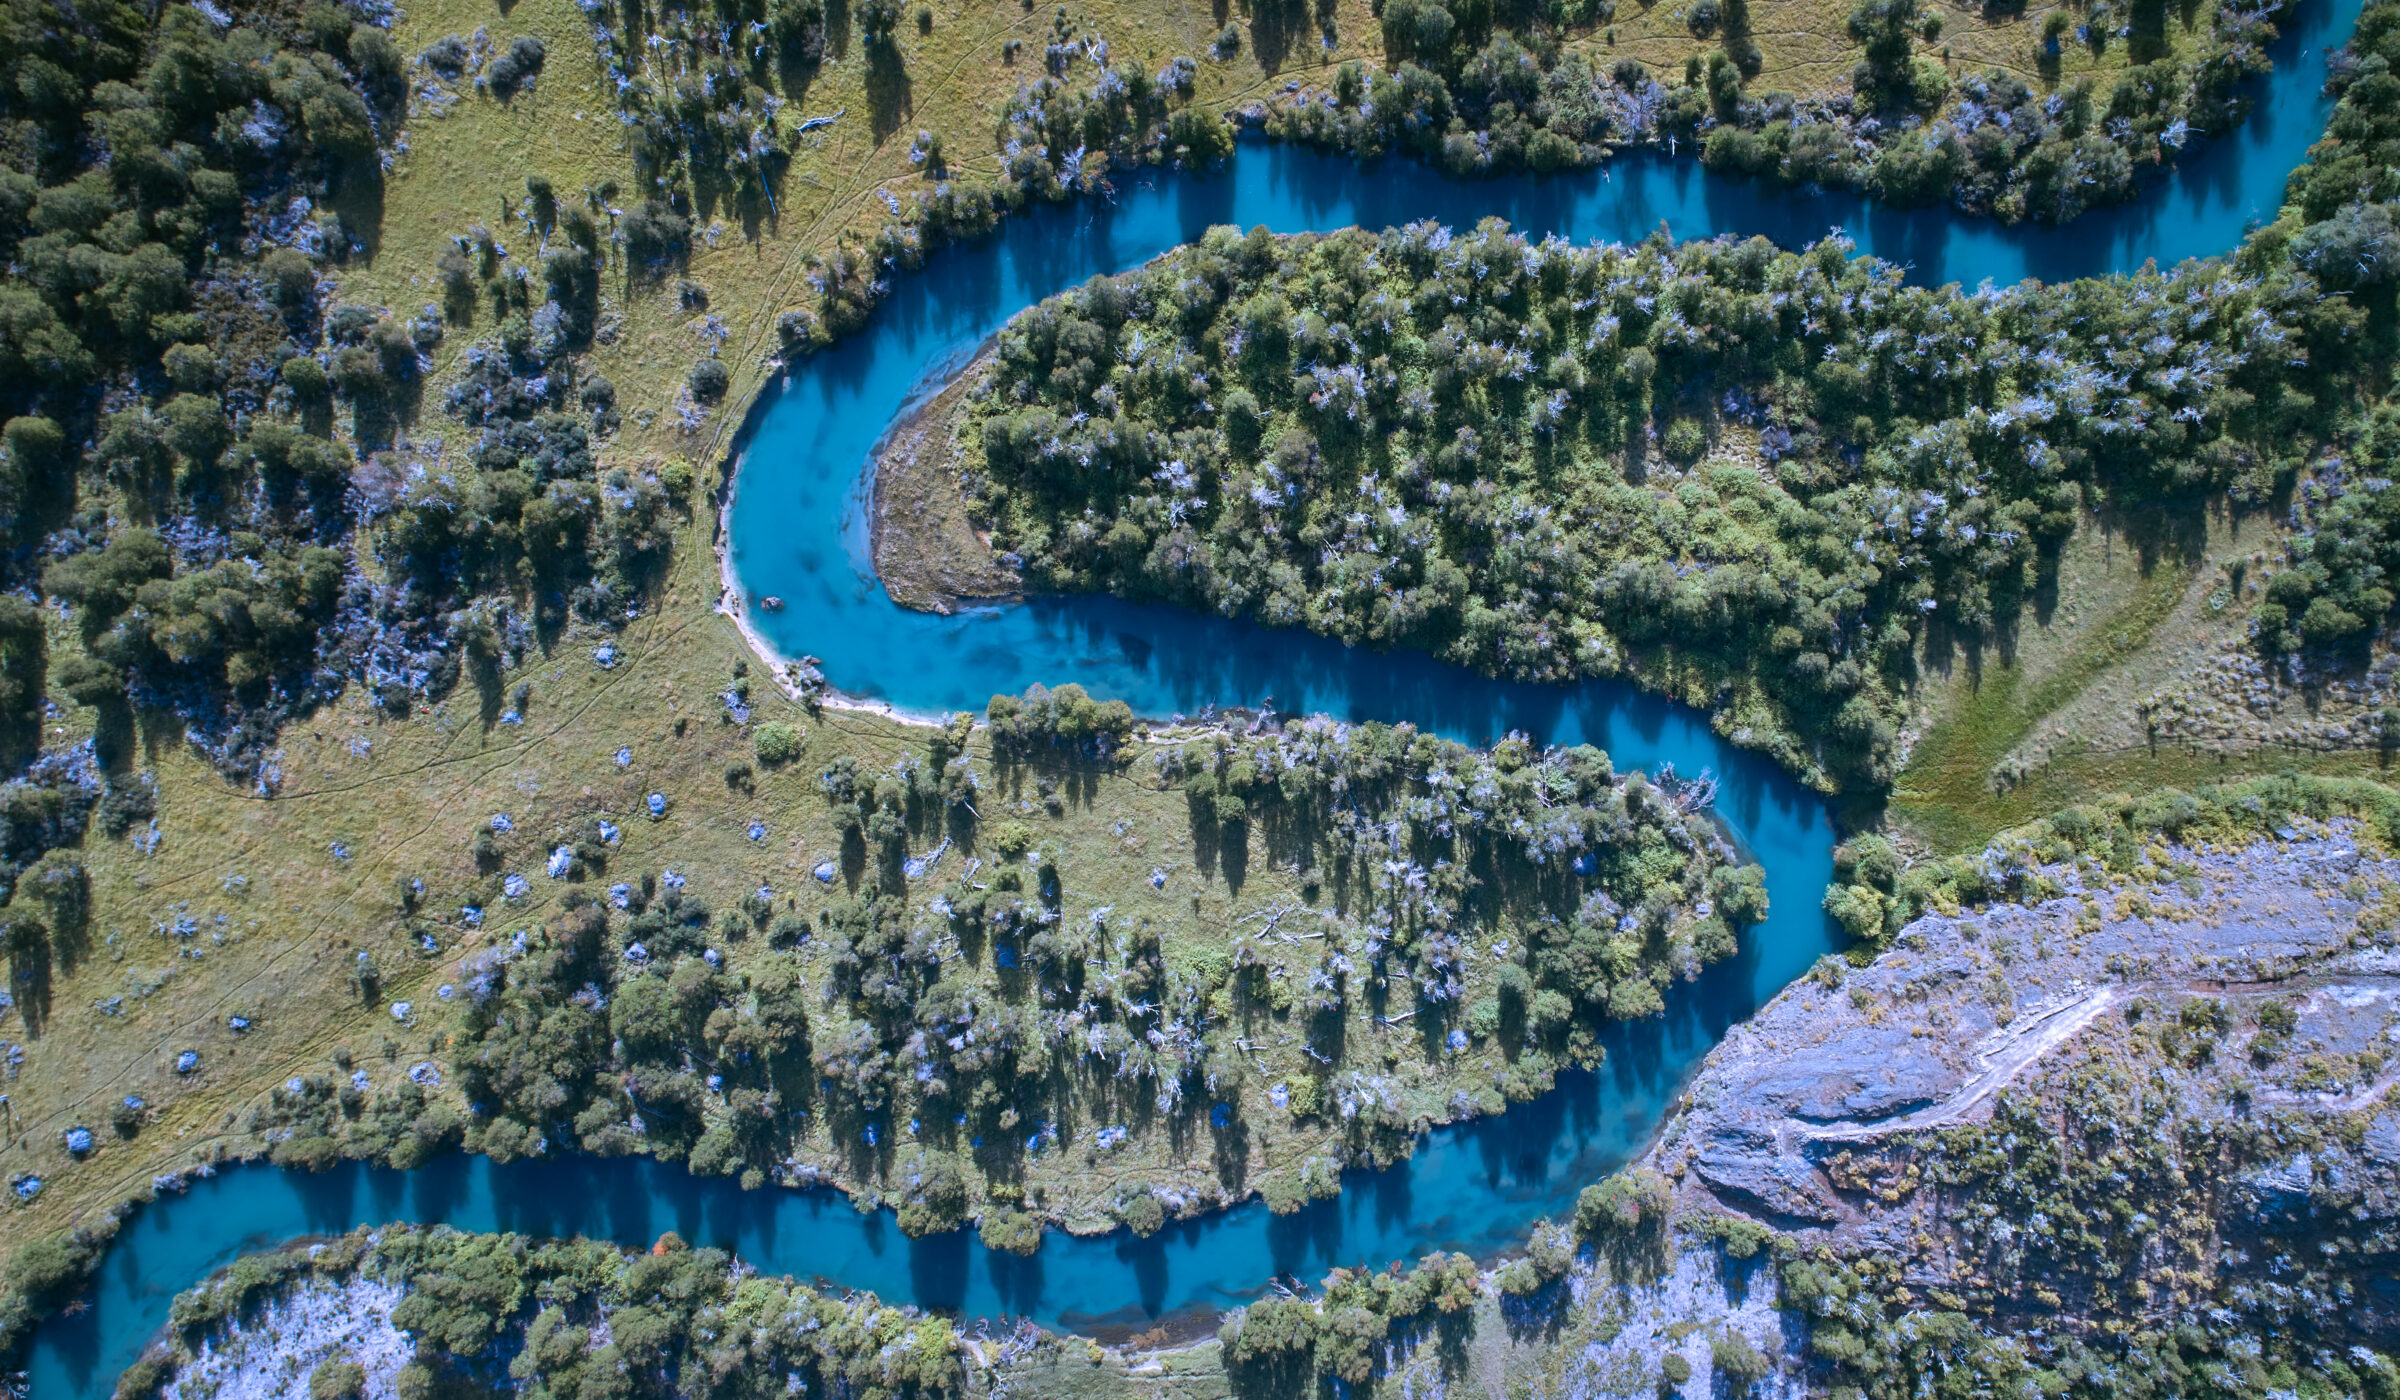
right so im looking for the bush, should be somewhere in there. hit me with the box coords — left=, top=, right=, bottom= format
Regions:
left=754, top=722, right=804, bottom=765
left=1711, top=1329, right=1772, bottom=1388
left=261, top=247, right=319, bottom=310
left=309, top=1360, right=367, bottom=1400
left=1117, top=1192, right=1166, bottom=1236
left=659, top=460, right=696, bottom=500
left=282, top=356, right=329, bottom=398
left=978, top=1207, right=1042, bottom=1254
left=486, top=35, right=547, bottom=97
left=623, top=200, right=691, bottom=264
left=1662, top=417, right=1708, bottom=463
left=0, top=415, right=61, bottom=535
left=1823, top=882, right=1887, bottom=942
left=688, top=358, right=730, bottom=402
left=1575, top=1167, right=1671, bottom=1241
left=987, top=820, right=1035, bottom=858
left=349, top=24, right=405, bottom=102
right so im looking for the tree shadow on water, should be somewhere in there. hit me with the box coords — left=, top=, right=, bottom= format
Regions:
left=986, top=1244, right=1046, bottom=1313
left=909, top=1228, right=971, bottom=1311
left=1116, top=1229, right=1171, bottom=1317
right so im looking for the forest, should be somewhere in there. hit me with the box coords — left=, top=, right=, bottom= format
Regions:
left=954, top=99, right=2396, bottom=791
left=0, top=0, right=697, bottom=779
left=217, top=683, right=1759, bottom=1252
left=1242, top=0, right=2292, bottom=224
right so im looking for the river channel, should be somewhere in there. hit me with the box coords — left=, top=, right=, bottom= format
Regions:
left=26, top=0, right=2367, bottom=1387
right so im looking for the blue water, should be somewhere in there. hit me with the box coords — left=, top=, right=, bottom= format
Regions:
left=27, top=0, right=2366, bottom=1390
left=727, top=0, right=2361, bottom=727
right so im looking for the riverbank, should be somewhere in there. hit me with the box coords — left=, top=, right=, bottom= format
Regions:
left=870, top=343, right=1024, bottom=614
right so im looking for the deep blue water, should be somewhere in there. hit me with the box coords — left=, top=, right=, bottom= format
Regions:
left=26, top=0, right=2368, bottom=1390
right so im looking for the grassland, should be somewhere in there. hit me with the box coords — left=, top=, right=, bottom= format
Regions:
left=0, top=0, right=2313, bottom=1361
left=1892, top=493, right=2400, bottom=852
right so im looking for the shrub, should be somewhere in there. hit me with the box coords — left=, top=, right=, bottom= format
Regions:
left=688, top=358, right=730, bottom=402
left=1575, top=1167, right=1671, bottom=1241
left=622, top=201, right=691, bottom=264
left=1711, top=1329, right=1772, bottom=1388
left=282, top=356, right=329, bottom=398
left=1, top=416, right=65, bottom=526
left=1662, top=417, right=1708, bottom=463
left=486, top=36, right=547, bottom=97
left=349, top=24, right=405, bottom=101
left=1221, top=1297, right=1317, bottom=1371
left=754, top=722, right=804, bottom=765
left=310, top=1360, right=367, bottom=1400
left=628, top=461, right=682, bottom=503
left=261, top=247, right=319, bottom=310
left=1822, top=882, right=1886, bottom=942
left=988, top=820, right=1035, bottom=858
left=978, top=1207, right=1042, bottom=1254
left=1117, top=1191, right=1165, bottom=1236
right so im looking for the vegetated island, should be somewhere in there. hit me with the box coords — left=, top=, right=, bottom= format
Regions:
left=892, top=174, right=2394, bottom=803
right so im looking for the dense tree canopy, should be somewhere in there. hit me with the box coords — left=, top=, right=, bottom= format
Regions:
left=958, top=215, right=2357, bottom=788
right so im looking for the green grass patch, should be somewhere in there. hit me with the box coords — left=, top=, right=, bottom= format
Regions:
left=1894, top=553, right=2201, bottom=850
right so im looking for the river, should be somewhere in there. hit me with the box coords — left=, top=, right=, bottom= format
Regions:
left=25, top=0, right=2367, bottom=1388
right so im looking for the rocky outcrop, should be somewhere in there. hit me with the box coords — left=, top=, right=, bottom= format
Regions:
left=164, top=1274, right=411, bottom=1400
left=1644, top=816, right=2400, bottom=1351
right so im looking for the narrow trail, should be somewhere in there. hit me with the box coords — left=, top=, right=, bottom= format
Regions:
left=1792, top=970, right=2400, bottom=1146
left=1797, top=986, right=2125, bottom=1144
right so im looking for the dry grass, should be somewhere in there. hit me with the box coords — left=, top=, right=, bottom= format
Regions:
left=870, top=348, right=1023, bottom=611
left=0, top=0, right=2233, bottom=1256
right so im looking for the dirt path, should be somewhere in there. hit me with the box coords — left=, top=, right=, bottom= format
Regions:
left=1799, top=985, right=2124, bottom=1143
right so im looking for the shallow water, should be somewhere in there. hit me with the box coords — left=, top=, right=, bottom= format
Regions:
left=27, top=1, right=2367, bottom=1389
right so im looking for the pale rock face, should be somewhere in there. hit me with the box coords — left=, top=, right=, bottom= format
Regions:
left=1544, top=1250, right=1810, bottom=1400
left=166, top=1275, right=411, bottom=1400
left=1646, top=821, right=2400, bottom=1305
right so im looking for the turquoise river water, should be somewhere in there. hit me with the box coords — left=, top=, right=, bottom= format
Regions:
left=26, top=0, right=2368, bottom=1388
